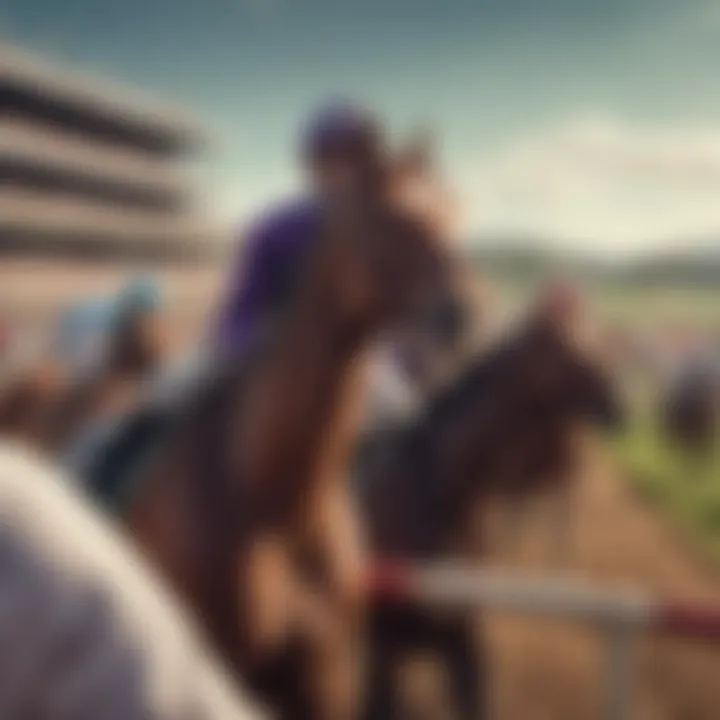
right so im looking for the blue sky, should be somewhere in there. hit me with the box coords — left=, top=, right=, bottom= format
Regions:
left=4, top=0, right=720, bottom=254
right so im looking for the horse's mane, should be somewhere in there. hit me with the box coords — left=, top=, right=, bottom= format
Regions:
left=424, top=346, right=508, bottom=429
left=408, top=319, right=527, bottom=443
left=362, top=324, right=522, bottom=556
left=367, top=314, right=557, bottom=557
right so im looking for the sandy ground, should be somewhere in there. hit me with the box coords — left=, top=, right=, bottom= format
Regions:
left=481, top=446, right=720, bottom=720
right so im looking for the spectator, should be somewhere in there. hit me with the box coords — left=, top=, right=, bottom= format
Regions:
left=0, top=441, right=264, bottom=720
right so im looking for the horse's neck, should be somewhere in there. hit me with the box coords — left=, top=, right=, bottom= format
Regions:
left=276, top=312, right=372, bottom=483
left=306, top=344, right=370, bottom=495
left=240, top=260, right=375, bottom=528
left=379, top=356, right=510, bottom=555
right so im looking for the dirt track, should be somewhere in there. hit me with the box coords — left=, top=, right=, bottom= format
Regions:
left=6, top=261, right=720, bottom=718
left=484, top=446, right=720, bottom=720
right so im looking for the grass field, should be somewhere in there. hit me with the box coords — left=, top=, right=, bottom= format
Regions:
left=592, top=286, right=720, bottom=328
left=615, top=413, right=720, bottom=560
left=579, top=282, right=720, bottom=556
left=490, top=278, right=720, bottom=328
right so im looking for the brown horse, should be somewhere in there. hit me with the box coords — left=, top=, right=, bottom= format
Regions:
left=75, top=160, right=457, bottom=719
left=0, top=358, right=67, bottom=446
left=0, top=324, right=69, bottom=446
left=357, top=290, right=623, bottom=720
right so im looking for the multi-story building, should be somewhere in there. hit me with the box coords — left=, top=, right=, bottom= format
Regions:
left=0, top=43, right=210, bottom=260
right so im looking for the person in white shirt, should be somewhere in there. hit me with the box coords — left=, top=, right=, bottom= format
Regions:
left=0, top=441, right=265, bottom=720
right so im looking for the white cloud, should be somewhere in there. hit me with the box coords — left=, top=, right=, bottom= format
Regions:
left=457, top=111, right=720, bottom=257
left=690, top=0, right=720, bottom=28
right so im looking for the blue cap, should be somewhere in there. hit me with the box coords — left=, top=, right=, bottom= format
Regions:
left=300, top=100, right=381, bottom=162
left=113, top=277, right=162, bottom=328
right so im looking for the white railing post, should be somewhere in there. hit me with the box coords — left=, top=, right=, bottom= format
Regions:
left=371, top=562, right=720, bottom=720
left=601, top=621, right=637, bottom=720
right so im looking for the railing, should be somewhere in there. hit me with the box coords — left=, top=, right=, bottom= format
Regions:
left=371, top=561, right=720, bottom=720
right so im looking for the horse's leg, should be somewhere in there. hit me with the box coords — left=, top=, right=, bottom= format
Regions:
left=264, top=609, right=364, bottom=720
left=319, top=628, right=364, bottom=720
left=297, top=478, right=368, bottom=719
left=245, top=535, right=298, bottom=656
left=362, top=603, right=405, bottom=720
left=437, top=616, right=488, bottom=720
left=246, top=637, right=316, bottom=720
left=383, top=608, right=487, bottom=720
left=231, top=548, right=319, bottom=719
left=267, top=568, right=360, bottom=720
left=305, top=596, right=365, bottom=720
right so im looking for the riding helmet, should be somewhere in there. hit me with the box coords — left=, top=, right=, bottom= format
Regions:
left=300, top=100, right=384, bottom=164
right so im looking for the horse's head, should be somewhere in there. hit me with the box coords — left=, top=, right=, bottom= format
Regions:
left=317, top=140, right=463, bottom=353
left=518, top=281, right=625, bottom=433
left=389, top=130, right=456, bottom=236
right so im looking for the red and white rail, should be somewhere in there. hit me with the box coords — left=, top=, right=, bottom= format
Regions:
left=370, top=561, right=720, bottom=720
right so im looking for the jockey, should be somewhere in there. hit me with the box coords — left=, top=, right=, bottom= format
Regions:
left=55, top=277, right=163, bottom=380
left=215, top=100, right=384, bottom=355
left=214, top=101, right=469, bottom=426
left=114, top=276, right=163, bottom=325
left=106, top=276, right=164, bottom=373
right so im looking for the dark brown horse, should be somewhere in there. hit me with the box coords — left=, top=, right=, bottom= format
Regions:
left=357, top=291, right=624, bottom=720
left=76, top=157, right=457, bottom=720
left=0, top=358, right=67, bottom=446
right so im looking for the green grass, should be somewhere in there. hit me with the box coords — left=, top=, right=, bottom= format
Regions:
left=490, top=279, right=720, bottom=328
left=615, top=414, right=720, bottom=558
left=595, top=286, right=720, bottom=328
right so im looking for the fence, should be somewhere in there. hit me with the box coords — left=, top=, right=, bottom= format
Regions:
left=371, top=561, right=720, bottom=720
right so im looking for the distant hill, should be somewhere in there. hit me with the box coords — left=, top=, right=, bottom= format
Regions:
left=623, top=247, right=720, bottom=286
left=466, top=240, right=720, bottom=288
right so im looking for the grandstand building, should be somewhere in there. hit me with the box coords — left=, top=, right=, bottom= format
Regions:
left=0, top=44, right=211, bottom=259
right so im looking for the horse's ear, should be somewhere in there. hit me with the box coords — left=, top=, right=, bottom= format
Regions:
left=401, top=129, right=435, bottom=177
